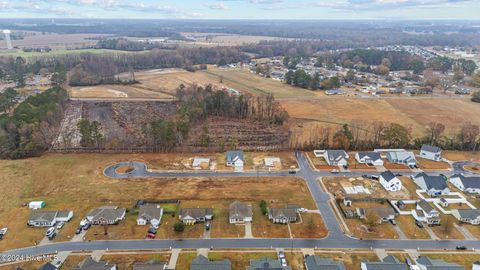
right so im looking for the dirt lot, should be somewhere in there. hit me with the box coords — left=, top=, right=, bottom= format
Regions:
left=416, top=157, right=451, bottom=171
left=0, top=153, right=324, bottom=251
left=443, top=151, right=480, bottom=162
left=345, top=218, right=399, bottom=239
left=305, top=152, right=336, bottom=170
left=70, top=84, right=174, bottom=99
left=323, top=177, right=411, bottom=200
left=396, top=215, right=431, bottom=239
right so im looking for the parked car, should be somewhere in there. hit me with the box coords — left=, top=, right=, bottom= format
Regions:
left=456, top=246, right=467, bottom=250
left=362, top=174, right=369, bottom=178
left=148, top=227, right=157, bottom=234
left=371, top=175, right=379, bottom=180
left=331, top=169, right=340, bottom=174
left=146, top=233, right=156, bottom=239
left=56, top=222, right=65, bottom=230
left=47, top=232, right=56, bottom=240
left=415, top=220, right=424, bottom=228
left=289, top=170, right=297, bottom=174
left=298, top=208, right=308, bottom=213
left=46, top=227, right=56, bottom=237
left=0, top=234, right=3, bottom=240
left=280, top=258, right=287, bottom=267
left=278, top=251, right=285, bottom=259
left=205, top=222, right=211, bottom=231
left=75, top=226, right=83, bottom=235
left=395, top=173, right=403, bottom=177
left=82, top=223, right=91, bottom=231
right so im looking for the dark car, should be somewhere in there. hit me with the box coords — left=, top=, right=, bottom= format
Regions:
left=205, top=222, right=211, bottom=231
left=389, top=219, right=397, bottom=226
left=456, top=246, right=467, bottom=250
left=75, top=226, right=83, bottom=235
left=0, top=234, right=3, bottom=240
left=395, top=173, right=403, bottom=177
left=148, top=227, right=157, bottom=234
left=415, top=220, right=424, bottom=228
left=83, top=223, right=91, bottom=230
left=47, top=232, right=56, bottom=240
left=289, top=170, right=296, bottom=174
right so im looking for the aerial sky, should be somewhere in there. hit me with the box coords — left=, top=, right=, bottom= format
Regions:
left=0, top=0, right=479, bottom=20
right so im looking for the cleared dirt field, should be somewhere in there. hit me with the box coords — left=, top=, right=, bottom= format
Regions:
left=182, top=32, right=280, bottom=46
left=70, top=84, right=174, bottom=99
left=0, top=153, right=324, bottom=251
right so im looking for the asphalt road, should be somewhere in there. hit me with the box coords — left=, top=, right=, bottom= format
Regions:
left=1, top=152, right=478, bottom=261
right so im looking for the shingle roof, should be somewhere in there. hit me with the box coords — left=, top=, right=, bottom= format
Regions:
left=37, top=263, right=57, bottom=270
left=380, top=171, right=397, bottom=182
left=414, top=173, right=448, bottom=190
left=133, top=262, right=167, bottom=270
left=416, top=256, right=464, bottom=270
left=74, top=257, right=116, bottom=270
left=180, top=208, right=213, bottom=219
left=268, top=208, right=297, bottom=220
left=190, top=255, right=231, bottom=270
left=326, top=150, right=348, bottom=162
left=357, top=152, right=382, bottom=161
left=421, top=144, right=442, bottom=153
left=362, top=256, right=408, bottom=270
left=229, top=201, right=252, bottom=220
left=451, top=174, right=480, bottom=189
left=455, top=209, right=480, bottom=220
left=226, top=150, right=244, bottom=163
left=28, top=211, right=58, bottom=224
left=246, top=258, right=291, bottom=270
left=305, top=256, right=345, bottom=270
left=86, top=206, right=126, bottom=222
left=418, top=200, right=435, bottom=214
left=138, top=204, right=162, bottom=221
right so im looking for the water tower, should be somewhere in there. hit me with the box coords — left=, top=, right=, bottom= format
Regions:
left=2, top=29, right=13, bottom=50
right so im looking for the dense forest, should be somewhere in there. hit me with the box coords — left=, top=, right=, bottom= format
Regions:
left=0, top=87, right=68, bottom=159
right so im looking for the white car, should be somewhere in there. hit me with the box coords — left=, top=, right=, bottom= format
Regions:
left=280, top=258, right=287, bottom=267
left=0, top=228, right=7, bottom=235
left=298, top=208, right=308, bottom=213
left=56, top=222, right=65, bottom=229
left=46, top=227, right=56, bottom=237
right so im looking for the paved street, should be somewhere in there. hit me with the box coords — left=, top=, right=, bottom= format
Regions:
left=1, top=152, right=479, bottom=262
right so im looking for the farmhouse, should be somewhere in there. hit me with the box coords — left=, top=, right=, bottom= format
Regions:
left=416, top=256, right=464, bottom=270
left=420, top=145, right=442, bottom=161
left=386, top=151, right=417, bottom=166
left=412, top=173, right=449, bottom=196
left=361, top=255, right=407, bottom=270
left=451, top=209, right=480, bottom=225
left=268, top=207, right=298, bottom=224
left=226, top=150, right=244, bottom=172
left=27, top=210, right=73, bottom=227
left=86, top=206, right=126, bottom=225
left=355, top=152, right=383, bottom=166
left=73, top=257, right=117, bottom=270
left=450, top=174, right=480, bottom=194
left=190, top=255, right=231, bottom=270
left=305, top=256, right=345, bottom=270
left=379, top=171, right=402, bottom=192
left=229, top=201, right=253, bottom=224
left=247, top=258, right=292, bottom=270
left=322, top=150, right=349, bottom=167
left=413, top=200, right=440, bottom=225
left=137, top=204, right=163, bottom=227
left=179, top=208, right=213, bottom=225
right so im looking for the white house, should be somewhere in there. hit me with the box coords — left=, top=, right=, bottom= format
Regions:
left=412, top=200, right=440, bottom=225
left=355, top=152, right=384, bottom=166
left=386, top=151, right=417, bottom=166
left=137, top=204, right=163, bottom=227
left=412, top=173, right=450, bottom=197
left=379, top=171, right=402, bottom=192
left=420, top=144, right=442, bottom=161
left=452, top=209, right=480, bottom=225
left=226, top=150, right=244, bottom=172
left=450, top=174, right=480, bottom=194
left=416, top=256, right=463, bottom=270
left=322, top=150, right=349, bottom=167
left=27, top=210, right=73, bottom=227
left=229, top=201, right=253, bottom=224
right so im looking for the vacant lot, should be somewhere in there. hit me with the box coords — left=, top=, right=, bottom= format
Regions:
left=315, top=252, right=379, bottom=270
left=416, top=157, right=451, bottom=170
left=0, top=153, right=323, bottom=251
left=70, top=84, right=174, bottom=99
left=443, top=151, right=480, bottom=162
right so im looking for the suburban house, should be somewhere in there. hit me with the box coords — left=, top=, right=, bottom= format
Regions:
left=73, top=257, right=117, bottom=270
left=37, top=263, right=58, bottom=270
left=355, top=152, right=384, bottom=166
left=268, top=207, right=298, bottom=224
left=179, top=208, right=213, bottom=225
left=27, top=210, right=73, bottom=227
left=450, top=174, right=480, bottom=194
left=452, top=209, right=480, bottom=225
left=190, top=255, right=231, bottom=270
left=226, top=150, right=245, bottom=172
left=247, top=258, right=292, bottom=270
left=305, top=256, right=345, bottom=270
left=412, top=173, right=450, bottom=196
left=416, top=256, right=464, bottom=270
left=137, top=204, right=163, bottom=227
left=413, top=200, right=440, bottom=225
left=133, top=262, right=167, bottom=270
left=358, top=208, right=396, bottom=224
left=361, top=256, right=408, bottom=270
left=85, top=206, right=126, bottom=225
left=386, top=151, right=417, bottom=166
left=420, top=145, right=443, bottom=161
left=229, top=201, right=253, bottom=224
left=322, top=150, right=349, bottom=167
left=379, top=171, right=402, bottom=192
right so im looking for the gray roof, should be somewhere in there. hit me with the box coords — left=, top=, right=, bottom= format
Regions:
left=305, top=256, right=345, bottom=270
left=421, top=144, right=442, bottom=154
left=138, top=204, right=162, bottom=221
left=86, top=206, right=126, bottom=222
left=362, top=256, right=408, bottom=270
left=380, top=171, right=397, bottom=182
left=357, top=152, right=382, bottom=161
left=226, top=150, right=244, bottom=163
left=180, top=208, right=213, bottom=219
left=455, top=209, right=480, bottom=220
left=416, top=256, right=464, bottom=270
left=268, top=208, right=297, bottom=220
left=451, top=174, right=480, bottom=189
left=418, top=200, right=435, bottom=214
left=414, top=173, right=448, bottom=191
left=133, top=262, right=167, bottom=270
left=74, top=257, right=116, bottom=270
left=247, top=258, right=292, bottom=270
left=326, top=150, right=348, bottom=162
left=229, top=201, right=252, bottom=220
left=28, top=211, right=57, bottom=224
left=365, top=208, right=396, bottom=219
left=38, top=263, right=57, bottom=270
left=190, top=255, right=231, bottom=270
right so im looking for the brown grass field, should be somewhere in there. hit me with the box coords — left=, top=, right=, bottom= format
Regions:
left=0, top=153, right=324, bottom=251
left=69, top=84, right=175, bottom=99
left=314, top=252, right=380, bottom=270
